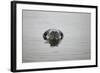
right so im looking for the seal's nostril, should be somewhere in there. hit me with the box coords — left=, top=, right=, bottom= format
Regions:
left=43, top=29, right=63, bottom=47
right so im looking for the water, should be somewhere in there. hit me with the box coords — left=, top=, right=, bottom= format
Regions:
left=22, top=37, right=90, bottom=63
left=22, top=10, right=91, bottom=63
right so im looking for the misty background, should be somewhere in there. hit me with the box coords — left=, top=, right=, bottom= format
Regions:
left=22, top=10, right=91, bottom=63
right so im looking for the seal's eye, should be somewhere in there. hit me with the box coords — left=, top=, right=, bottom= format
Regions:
left=43, top=29, right=63, bottom=47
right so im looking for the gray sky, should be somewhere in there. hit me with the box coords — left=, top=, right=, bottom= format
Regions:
left=22, top=10, right=91, bottom=63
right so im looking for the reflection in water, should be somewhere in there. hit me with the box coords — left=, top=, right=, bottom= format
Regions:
left=43, top=29, right=63, bottom=47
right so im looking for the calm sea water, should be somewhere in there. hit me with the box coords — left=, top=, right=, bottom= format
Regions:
left=22, top=10, right=91, bottom=63
left=22, top=39, right=90, bottom=63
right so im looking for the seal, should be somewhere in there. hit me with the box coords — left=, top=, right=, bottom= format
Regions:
left=43, top=29, right=63, bottom=47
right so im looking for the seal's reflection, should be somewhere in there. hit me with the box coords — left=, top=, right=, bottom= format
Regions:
left=43, top=29, right=63, bottom=47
